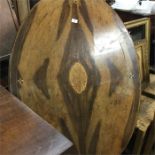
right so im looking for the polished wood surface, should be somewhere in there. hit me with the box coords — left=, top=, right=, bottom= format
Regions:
left=0, top=0, right=18, bottom=59
left=0, top=86, right=72, bottom=155
left=10, top=0, right=141, bottom=154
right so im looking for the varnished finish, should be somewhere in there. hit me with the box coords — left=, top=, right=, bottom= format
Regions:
left=0, top=86, right=72, bottom=155
left=0, top=0, right=18, bottom=59
left=10, top=0, right=141, bottom=154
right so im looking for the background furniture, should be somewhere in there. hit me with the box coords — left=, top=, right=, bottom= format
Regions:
left=133, top=94, right=155, bottom=154
left=124, top=17, right=150, bottom=89
left=143, top=74, right=155, bottom=98
left=0, top=0, right=18, bottom=58
left=0, top=0, right=18, bottom=89
left=123, top=73, right=155, bottom=155
left=117, top=10, right=155, bottom=73
left=134, top=40, right=149, bottom=89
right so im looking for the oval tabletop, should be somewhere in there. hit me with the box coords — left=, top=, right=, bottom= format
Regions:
left=10, top=0, right=141, bottom=154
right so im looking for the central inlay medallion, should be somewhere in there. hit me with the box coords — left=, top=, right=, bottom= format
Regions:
left=69, top=62, right=88, bottom=94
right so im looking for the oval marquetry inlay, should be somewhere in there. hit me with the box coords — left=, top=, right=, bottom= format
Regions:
left=69, top=62, right=87, bottom=94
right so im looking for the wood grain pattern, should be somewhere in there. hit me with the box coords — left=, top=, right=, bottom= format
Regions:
left=10, top=0, right=141, bottom=154
left=0, top=86, right=72, bottom=155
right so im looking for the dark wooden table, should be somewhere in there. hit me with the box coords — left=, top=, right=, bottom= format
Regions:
left=0, top=86, right=72, bottom=155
